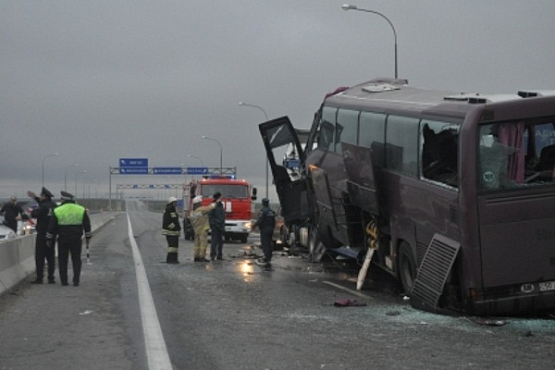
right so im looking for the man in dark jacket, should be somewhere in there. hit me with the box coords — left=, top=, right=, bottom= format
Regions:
left=162, top=197, right=181, bottom=264
left=28, top=188, right=57, bottom=284
left=0, top=196, right=27, bottom=233
left=208, top=192, right=225, bottom=260
left=46, top=191, right=91, bottom=287
left=254, top=198, right=276, bottom=268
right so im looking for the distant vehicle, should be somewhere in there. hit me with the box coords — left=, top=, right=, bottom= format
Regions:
left=0, top=223, right=16, bottom=241
left=259, top=77, right=555, bottom=316
left=0, top=203, right=37, bottom=236
left=183, top=171, right=257, bottom=243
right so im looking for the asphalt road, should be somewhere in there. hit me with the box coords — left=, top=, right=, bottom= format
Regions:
left=0, top=200, right=554, bottom=370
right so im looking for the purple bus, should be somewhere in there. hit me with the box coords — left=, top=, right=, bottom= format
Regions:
left=259, top=78, right=555, bottom=316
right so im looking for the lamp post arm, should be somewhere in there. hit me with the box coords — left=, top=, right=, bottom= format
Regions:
left=342, top=5, right=398, bottom=79
left=239, top=101, right=271, bottom=199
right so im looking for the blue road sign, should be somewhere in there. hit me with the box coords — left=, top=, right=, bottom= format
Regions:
left=153, top=167, right=183, bottom=175
left=186, top=167, right=209, bottom=175
left=119, top=168, right=148, bottom=175
left=120, top=158, right=148, bottom=167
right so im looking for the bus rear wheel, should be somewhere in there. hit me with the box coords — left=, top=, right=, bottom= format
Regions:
left=398, top=242, right=417, bottom=296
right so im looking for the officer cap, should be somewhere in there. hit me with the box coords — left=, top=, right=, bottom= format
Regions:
left=41, top=187, right=54, bottom=198
left=168, top=196, right=178, bottom=204
left=262, top=198, right=270, bottom=206
left=60, top=191, right=74, bottom=201
left=213, top=192, right=222, bottom=200
left=193, top=196, right=203, bottom=204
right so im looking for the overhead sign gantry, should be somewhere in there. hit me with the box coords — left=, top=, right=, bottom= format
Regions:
left=108, top=158, right=237, bottom=209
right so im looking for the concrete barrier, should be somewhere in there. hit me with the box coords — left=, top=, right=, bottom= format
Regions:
left=0, top=212, right=118, bottom=297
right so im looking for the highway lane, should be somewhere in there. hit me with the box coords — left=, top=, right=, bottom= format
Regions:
left=1, top=200, right=554, bottom=370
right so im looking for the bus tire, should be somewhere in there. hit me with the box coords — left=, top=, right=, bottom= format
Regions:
left=398, top=241, right=417, bottom=296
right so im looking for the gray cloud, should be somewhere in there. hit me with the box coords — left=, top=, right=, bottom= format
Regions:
left=2, top=0, right=555, bottom=200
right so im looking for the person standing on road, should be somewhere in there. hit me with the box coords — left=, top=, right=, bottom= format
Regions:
left=208, top=192, right=225, bottom=260
left=46, top=191, right=91, bottom=287
left=190, top=195, right=215, bottom=262
left=0, top=196, right=28, bottom=233
left=163, top=196, right=181, bottom=264
left=254, top=198, right=276, bottom=268
left=28, top=188, right=57, bottom=284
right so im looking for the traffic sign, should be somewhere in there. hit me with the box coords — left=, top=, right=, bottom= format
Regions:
left=153, top=167, right=183, bottom=175
left=120, top=158, right=148, bottom=167
left=186, top=167, right=209, bottom=175
left=119, top=168, right=148, bottom=174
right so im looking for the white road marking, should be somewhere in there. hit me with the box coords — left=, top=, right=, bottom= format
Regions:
left=127, top=213, right=173, bottom=370
left=323, top=280, right=372, bottom=299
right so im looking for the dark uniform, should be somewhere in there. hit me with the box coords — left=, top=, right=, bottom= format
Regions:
left=162, top=197, right=181, bottom=264
left=29, top=187, right=57, bottom=284
left=0, top=197, right=27, bottom=233
left=46, top=191, right=91, bottom=287
left=254, top=198, right=276, bottom=267
left=208, top=192, right=225, bottom=260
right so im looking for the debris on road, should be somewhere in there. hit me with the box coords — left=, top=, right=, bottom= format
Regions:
left=333, top=299, right=367, bottom=307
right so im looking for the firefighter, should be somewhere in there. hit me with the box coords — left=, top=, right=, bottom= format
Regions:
left=162, top=196, right=181, bottom=264
left=46, top=191, right=91, bottom=287
left=28, top=187, right=57, bottom=284
left=190, top=196, right=216, bottom=262
left=254, top=198, right=276, bottom=268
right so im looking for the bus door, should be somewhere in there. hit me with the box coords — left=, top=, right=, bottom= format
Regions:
left=341, top=142, right=380, bottom=215
left=259, top=116, right=311, bottom=224
left=309, top=166, right=338, bottom=227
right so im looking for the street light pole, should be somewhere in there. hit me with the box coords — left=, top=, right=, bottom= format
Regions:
left=64, top=163, right=78, bottom=191
left=75, top=170, right=87, bottom=196
left=201, top=136, right=223, bottom=174
left=239, top=101, right=270, bottom=199
left=342, top=4, right=398, bottom=79
left=41, top=153, right=58, bottom=188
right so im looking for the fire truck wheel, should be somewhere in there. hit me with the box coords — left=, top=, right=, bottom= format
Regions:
left=398, top=241, right=417, bottom=296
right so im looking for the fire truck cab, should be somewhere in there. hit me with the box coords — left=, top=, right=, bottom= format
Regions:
left=184, top=174, right=257, bottom=243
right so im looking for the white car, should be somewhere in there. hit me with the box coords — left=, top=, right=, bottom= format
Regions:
left=0, top=224, right=16, bottom=241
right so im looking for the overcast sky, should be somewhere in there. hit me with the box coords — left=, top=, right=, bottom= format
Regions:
left=2, top=0, right=555, bottom=201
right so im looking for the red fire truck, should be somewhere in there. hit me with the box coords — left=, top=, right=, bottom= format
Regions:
left=183, top=173, right=257, bottom=243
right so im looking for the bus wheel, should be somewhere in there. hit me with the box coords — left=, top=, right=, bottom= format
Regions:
left=398, top=242, right=417, bottom=296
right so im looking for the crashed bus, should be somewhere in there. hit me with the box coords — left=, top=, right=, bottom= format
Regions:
left=259, top=78, right=555, bottom=316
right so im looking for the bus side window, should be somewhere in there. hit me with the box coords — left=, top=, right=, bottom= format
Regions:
left=385, top=115, right=419, bottom=176
left=420, top=120, right=459, bottom=187
left=318, top=106, right=336, bottom=151
left=336, top=109, right=359, bottom=154
left=359, top=112, right=386, bottom=167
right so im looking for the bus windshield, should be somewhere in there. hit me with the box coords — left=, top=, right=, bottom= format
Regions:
left=478, top=118, right=555, bottom=190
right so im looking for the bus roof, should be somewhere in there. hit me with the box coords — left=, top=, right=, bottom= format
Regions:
left=323, top=78, right=554, bottom=120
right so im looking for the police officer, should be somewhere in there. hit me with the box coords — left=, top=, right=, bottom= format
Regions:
left=46, top=191, right=91, bottom=287
left=27, top=187, right=57, bottom=284
left=254, top=198, right=276, bottom=268
left=162, top=196, right=181, bottom=264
